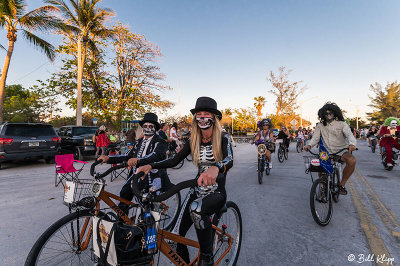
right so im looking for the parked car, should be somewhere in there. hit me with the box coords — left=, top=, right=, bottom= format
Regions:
left=0, top=122, right=60, bottom=169
left=58, top=126, right=98, bottom=160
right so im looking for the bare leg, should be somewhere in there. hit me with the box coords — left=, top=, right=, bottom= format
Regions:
left=95, top=147, right=100, bottom=157
left=340, top=152, right=356, bottom=186
left=100, top=146, right=106, bottom=156
left=265, top=150, right=271, bottom=162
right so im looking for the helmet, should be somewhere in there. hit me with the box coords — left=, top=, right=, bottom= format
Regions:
left=258, top=118, right=271, bottom=128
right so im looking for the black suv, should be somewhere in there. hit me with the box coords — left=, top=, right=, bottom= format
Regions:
left=0, top=122, right=60, bottom=169
left=58, top=126, right=97, bottom=160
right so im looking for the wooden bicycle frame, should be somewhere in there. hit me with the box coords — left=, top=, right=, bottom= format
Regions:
left=76, top=187, right=235, bottom=266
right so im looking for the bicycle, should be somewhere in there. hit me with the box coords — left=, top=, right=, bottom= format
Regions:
left=256, top=141, right=272, bottom=184
left=369, top=135, right=377, bottom=153
left=276, top=139, right=288, bottom=163
left=25, top=164, right=242, bottom=265
left=296, top=138, right=304, bottom=153
left=303, top=148, right=355, bottom=226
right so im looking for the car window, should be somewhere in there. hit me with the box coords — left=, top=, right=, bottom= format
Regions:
left=72, top=127, right=98, bottom=136
left=5, top=124, right=56, bottom=137
left=65, top=128, right=72, bottom=136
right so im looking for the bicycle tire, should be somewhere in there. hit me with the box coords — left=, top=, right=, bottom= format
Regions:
left=277, top=146, right=284, bottom=163
left=265, top=161, right=270, bottom=176
left=186, top=154, right=192, bottom=162
left=296, top=142, right=302, bottom=153
left=212, top=201, right=242, bottom=266
left=310, top=178, right=332, bottom=226
left=25, top=209, right=100, bottom=266
left=159, top=191, right=182, bottom=231
left=284, top=146, right=288, bottom=160
left=258, top=158, right=264, bottom=184
left=332, top=168, right=340, bottom=203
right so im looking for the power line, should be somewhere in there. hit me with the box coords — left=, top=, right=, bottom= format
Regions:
left=10, top=61, right=50, bottom=84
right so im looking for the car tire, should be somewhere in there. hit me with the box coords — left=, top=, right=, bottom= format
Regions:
left=45, top=157, right=53, bottom=164
left=73, top=148, right=83, bottom=161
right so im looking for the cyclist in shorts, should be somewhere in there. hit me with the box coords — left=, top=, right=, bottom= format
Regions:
left=254, top=118, right=275, bottom=168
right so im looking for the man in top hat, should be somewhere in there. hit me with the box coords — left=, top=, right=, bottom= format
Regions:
left=98, top=112, right=171, bottom=215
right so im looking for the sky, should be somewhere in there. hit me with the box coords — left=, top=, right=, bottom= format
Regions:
left=2, top=0, right=400, bottom=126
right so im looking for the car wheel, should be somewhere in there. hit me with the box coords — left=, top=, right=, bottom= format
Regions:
left=73, top=148, right=83, bottom=161
left=45, top=158, right=53, bottom=164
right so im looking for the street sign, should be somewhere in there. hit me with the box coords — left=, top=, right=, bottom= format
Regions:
left=290, top=119, right=297, bottom=127
left=93, top=118, right=98, bottom=125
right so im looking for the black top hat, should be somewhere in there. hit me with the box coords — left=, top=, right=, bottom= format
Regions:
left=139, top=112, right=160, bottom=130
left=190, top=96, right=222, bottom=120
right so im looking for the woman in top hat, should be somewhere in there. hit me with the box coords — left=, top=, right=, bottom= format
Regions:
left=138, top=96, right=234, bottom=265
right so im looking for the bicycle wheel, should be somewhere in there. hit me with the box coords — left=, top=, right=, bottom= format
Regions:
left=277, top=146, right=284, bottom=163
left=265, top=161, right=270, bottom=176
left=296, top=142, right=302, bottom=153
left=157, top=191, right=181, bottom=230
left=25, top=209, right=98, bottom=266
left=331, top=168, right=340, bottom=203
left=212, top=201, right=242, bottom=266
left=310, top=177, right=332, bottom=226
left=284, top=145, right=288, bottom=160
left=257, top=158, right=264, bottom=184
left=186, top=154, right=192, bottom=162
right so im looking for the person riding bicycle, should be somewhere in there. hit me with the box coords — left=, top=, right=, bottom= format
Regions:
left=254, top=118, right=275, bottom=168
left=277, top=126, right=290, bottom=152
left=97, top=112, right=172, bottom=215
left=379, top=117, right=400, bottom=167
left=138, top=96, right=233, bottom=266
left=367, top=125, right=378, bottom=148
left=304, top=102, right=357, bottom=195
left=295, top=126, right=306, bottom=146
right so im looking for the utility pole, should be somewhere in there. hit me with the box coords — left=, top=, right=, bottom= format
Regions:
left=356, top=106, right=359, bottom=130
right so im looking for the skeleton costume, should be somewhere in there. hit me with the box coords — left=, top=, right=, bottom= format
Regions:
left=107, top=113, right=170, bottom=214
left=149, top=97, right=233, bottom=265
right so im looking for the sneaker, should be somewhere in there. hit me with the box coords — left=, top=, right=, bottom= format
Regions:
left=387, top=163, right=393, bottom=167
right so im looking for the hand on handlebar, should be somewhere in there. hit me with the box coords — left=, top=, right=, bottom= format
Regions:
left=197, top=166, right=219, bottom=187
left=97, top=155, right=109, bottom=164
left=136, top=165, right=152, bottom=178
left=304, top=145, right=311, bottom=151
left=348, top=145, right=357, bottom=152
left=127, top=158, right=139, bottom=169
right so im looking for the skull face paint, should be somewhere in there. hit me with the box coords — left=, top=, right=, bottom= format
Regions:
left=390, top=120, right=398, bottom=128
left=143, top=122, right=156, bottom=136
left=196, top=116, right=214, bottom=129
left=325, top=110, right=335, bottom=123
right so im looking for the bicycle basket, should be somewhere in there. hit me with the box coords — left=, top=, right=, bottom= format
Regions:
left=64, top=179, right=103, bottom=205
left=303, top=156, right=323, bottom=173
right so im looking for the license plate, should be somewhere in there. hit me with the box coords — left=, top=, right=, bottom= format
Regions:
left=29, top=142, right=39, bottom=147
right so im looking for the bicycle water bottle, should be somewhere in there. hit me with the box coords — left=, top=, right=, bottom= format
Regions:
left=144, top=212, right=157, bottom=254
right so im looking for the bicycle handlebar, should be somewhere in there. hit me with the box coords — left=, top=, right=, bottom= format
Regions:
left=131, top=172, right=222, bottom=202
left=307, top=147, right=358, bottom=156
left=90, top=159, right=128, bottom=179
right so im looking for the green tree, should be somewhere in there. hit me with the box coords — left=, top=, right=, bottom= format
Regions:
left=47, top=0, right=115, bottom=126
left=367, top=81, right=400, bottom=124
left=233, top=108, right=257, bottom=133
left=0, top=0, right=63, bottom=122
left=253, top=96, right=266, bottom=120
left=3, top=84, right=59, bottom=122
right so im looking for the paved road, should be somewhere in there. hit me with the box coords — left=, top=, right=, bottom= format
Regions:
left=0, top=139, right=399, bottom=265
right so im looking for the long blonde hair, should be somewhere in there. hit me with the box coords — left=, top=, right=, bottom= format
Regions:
left=190, top=114, right=223, bottom=166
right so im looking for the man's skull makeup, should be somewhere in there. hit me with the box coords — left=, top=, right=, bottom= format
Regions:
left=196, top=115, right=214, bottom=129
left=325, top=110, right=335, bottom=123
left=143, top=122, right=156, bottom=136
left=390, top=120, right=398, bottom=128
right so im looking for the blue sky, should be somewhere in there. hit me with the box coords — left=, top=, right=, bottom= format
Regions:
left=2, top=0, right=400, bottom=125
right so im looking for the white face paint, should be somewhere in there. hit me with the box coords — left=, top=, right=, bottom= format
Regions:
left=143, top=122, right=156, bottom=136
left=390, top=120, right=398, bottom=128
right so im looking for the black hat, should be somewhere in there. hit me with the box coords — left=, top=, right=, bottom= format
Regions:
left=190, top=96, right=222, bottom=120
left=139, top=112, right=160, bottom=130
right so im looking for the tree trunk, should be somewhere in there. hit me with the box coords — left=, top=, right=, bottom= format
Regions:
left=0, top=38, right=15, bottom=123
left=76, top=39, right=83, bottom=126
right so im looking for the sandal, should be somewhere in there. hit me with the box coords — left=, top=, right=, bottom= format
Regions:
left=338, top=186, right=347, bottom=195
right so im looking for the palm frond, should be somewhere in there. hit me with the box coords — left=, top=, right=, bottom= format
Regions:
left=20, top=6, right=66, bottom=32
left=21, top=29, right=55, bottom=61
left=0, top=43, right=6, bottom=51
left=44, top=0, right=79, bottom=26
left=1, top=0, right=25, bottom=18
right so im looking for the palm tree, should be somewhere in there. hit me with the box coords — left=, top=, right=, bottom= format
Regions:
left=46, top=0, right=114, bottom=126
left=0, top=0, right=64, bottom=123
left=254, top=96, right=266, bottom=120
